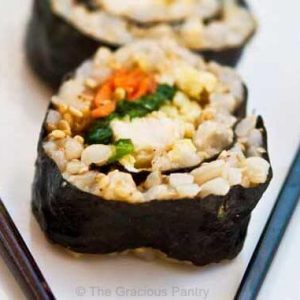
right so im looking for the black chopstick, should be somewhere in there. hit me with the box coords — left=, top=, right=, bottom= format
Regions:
left=0, top=198, right=55, bottom=300
left=235, top=145, right=300, bottom=300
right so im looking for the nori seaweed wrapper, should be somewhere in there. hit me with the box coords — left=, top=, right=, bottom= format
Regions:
left=32, top=103, right=272, bottom=266
left=26, top=0, right=104, bottom=88
left=26, top=0, right=255, bottom=89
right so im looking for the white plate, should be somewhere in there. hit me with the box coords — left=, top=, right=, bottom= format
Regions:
left=0, top=1, right=299, bottom=299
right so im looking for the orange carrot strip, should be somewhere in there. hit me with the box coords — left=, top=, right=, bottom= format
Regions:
left=94, top=82, right=113, bottom=107
left=92, top=68, right=158, bottom=118
left=91, top=100, right=116, bottom=118
left=128, top=75, right=157, bottom=100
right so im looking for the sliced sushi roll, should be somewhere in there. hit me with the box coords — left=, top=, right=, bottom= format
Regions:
left=32, top=40, right=271, bottom=266
left=26, top=0, right=256, bottom=88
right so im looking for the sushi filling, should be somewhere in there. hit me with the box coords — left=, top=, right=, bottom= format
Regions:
left=51, top=0, right=256, bottom=50
left=43, top=40, right=269, bottom=203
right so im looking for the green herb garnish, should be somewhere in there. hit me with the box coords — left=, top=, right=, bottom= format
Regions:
left=109, top=139, right=134, bottom=163
left=85, top=84, right=176, bottom=145
left=85, top=118, right=113, bottom=145
left=116, top=84, right=177, bottom=119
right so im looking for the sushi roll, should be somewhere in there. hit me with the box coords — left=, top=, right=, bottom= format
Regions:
left=26, top=0, right=256, bottom=88
left=32, top=40, right=271, bottom=266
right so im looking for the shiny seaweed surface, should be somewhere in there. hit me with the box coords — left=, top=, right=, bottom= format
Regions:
left=32, top=114, right=272, bottom=266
